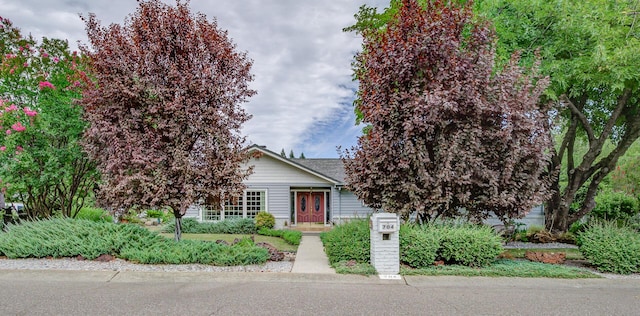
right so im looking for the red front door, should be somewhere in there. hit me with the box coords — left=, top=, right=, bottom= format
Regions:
left=296, top=192, right=325, bottom=223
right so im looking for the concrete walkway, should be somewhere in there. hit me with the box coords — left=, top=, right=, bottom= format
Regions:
left=291, top=234, right=335, bottom=274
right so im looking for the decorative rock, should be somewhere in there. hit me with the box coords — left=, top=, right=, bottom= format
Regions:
left=255, top=242, right=285, bottom=261
left=525, top=251, right=566, bottom=264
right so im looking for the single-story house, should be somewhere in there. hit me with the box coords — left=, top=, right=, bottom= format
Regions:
left=184, top=145, right=544, bottom=229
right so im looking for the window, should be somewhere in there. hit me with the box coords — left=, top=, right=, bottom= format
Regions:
left=245, top=191, right=265, bottom=218
left=202, top=206, right=221, bottom=221
left=202, top=190, right=266, bottom=221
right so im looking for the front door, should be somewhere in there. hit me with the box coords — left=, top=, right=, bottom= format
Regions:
left=296, top=192, right=325, bottom=223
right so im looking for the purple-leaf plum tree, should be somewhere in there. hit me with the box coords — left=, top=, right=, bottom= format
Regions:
left=80, top=0, right=255, bottom=240
left=342, top=0, right=553, bottom=225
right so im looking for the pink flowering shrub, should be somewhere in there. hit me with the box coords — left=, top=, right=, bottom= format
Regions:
left=38, top=81, right=55, bottom=90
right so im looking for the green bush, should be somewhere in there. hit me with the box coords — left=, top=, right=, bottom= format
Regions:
left=258, top=227, right=302, bottom=245
left=255, top=211, right=275, bottom=230
left=592, top=190, right=640, bottom=221
left=0, top=218, right=269, bottom=265
left=146, top=209, right=164, bottom=219
left=399, top=224, right=440, bottom=268
left=438, top=224, right=504, bottom=267
left=75, top=207, right=113, bottom=223
left=162, top=218, right=257, bottom=234
left=320, top=220, right=370, bottom=264
left=578, top=220, right=640, bottom=274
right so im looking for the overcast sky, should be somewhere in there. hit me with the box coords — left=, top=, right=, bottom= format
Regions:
left=1, top=0, right=388, bottom=157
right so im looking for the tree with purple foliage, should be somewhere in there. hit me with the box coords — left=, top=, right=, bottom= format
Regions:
left=80, top=0, right=255, bottom=240
left=342, top=0, right=553, bottom=225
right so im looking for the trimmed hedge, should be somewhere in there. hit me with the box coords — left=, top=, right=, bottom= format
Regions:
left=162, top=218, right=257, bottom=234
left=257, top=228, right=302, bottom=245
left=399, top=224, right=440, bottom=268
left=320, top=220, right=370, bottom=264
left=578, top=221, right=640, bottom=274
left=0, top=218, right=268, bottom=265
left=321, top=220, right=504, bottom=268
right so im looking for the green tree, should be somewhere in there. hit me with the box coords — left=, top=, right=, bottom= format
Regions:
left=289, top=150, right=295, bottom=159
left=0, top=17, right=98, bottom=218
left=80, top=1, right=255, bottom=241
left=475, top=0, right=640, bottom=232
left=348, top=0, right=640, bottom=232
left=342, top=0, right=552, bottom=224
left=280, top=148, right=286, bottom=157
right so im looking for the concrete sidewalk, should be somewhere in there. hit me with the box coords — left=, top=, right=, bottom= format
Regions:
left=291, top=233, right=335, bottom=274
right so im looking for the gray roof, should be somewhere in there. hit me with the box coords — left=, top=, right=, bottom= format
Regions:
left=291, top=158, right=346, bottom=184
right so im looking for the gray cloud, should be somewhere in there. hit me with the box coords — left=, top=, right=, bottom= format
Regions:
left=1, top=0, right=388, bottom=157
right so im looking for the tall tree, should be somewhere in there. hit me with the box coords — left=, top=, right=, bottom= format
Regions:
left=0, top=17, right=98, bottom=218
left=289, top=150, right=295, bottom=159
left=342, top=0, right=552, bottom=224
left=80, top=0, right=255, bottom=240
left=475, top=0, right=640, bottom=232
left=280, top=148, right=286, bottom=157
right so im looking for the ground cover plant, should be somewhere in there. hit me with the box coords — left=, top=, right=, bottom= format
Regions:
left=578, top=220, right=640, bottom=274
left=502, top=248, right=584, bottom=261
left=162, top=218, right=257, bottom=234
left=161, top=233, right=298, bottom=252
left=0, top=218, right=268, bottom=265
left=401, top=259, right=598, bottom=279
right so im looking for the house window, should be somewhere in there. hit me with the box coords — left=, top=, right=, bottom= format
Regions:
left=245, top=190, right=265, bottom=218
left=202, top=190, right=266, bottom=221
left=202, top=206, right=221, bottom=221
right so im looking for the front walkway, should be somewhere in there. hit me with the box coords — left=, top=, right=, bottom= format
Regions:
left=291, top=234, right=335, bottom=274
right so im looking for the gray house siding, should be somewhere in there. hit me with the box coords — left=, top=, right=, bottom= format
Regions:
left=332, top=188, right=374, bottom=224
left=247, top=183, right=290, bottom=228
left=483, top=205, right=545, bottom=229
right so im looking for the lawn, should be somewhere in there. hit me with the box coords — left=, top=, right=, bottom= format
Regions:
left=160, top=233, right=298, bottom=252
left=401, top=259, right=599, bottom=278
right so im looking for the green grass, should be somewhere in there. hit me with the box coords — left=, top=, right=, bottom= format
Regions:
left=401, top=259, right=599, bottom=278
left=502, top=248, right=584, bottom=260
left=160, top=233, right=298, bottom=252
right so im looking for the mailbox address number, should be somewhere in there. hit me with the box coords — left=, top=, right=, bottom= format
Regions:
left=378, top=221, right=396, bottom=232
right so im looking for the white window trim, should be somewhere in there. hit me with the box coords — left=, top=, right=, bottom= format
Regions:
left=201, top=189, right=268, bottom=221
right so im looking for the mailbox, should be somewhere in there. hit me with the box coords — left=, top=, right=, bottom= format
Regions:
left=370, top=213, right=400, bottom=275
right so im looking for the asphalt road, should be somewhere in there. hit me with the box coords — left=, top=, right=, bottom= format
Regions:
left=0, top=270, right=639, bottom=315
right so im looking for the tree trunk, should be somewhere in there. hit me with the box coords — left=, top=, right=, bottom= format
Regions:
left=174, top=212, right=182, bottom=242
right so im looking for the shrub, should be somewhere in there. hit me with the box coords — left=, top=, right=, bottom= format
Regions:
left=255, top=211, right=275, bottom=230
left=75, top=207, right=113, bottom=223
left=0, top=218, right=269, bottom=265
left=146, top=209, right=164, bottom=219
left=320, top=219, right=370, bottom=264
left=578, top=220, right=640, bottom=274
left=400, top=224, right=440, bottom=268
left=162, top=218, right=257, bottom=234
left=438, top=224, right=504, bottom=267
left=592, top=190, right=640, bottom=221
left=257, top=228, right=302, bottom=245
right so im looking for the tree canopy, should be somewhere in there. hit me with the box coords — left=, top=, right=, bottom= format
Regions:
left=475, top=0, right=640, bottom=231
left=342, top=0, right=553, bottom=224
left=0, top=16, right=97, bottom=218
left=79, top=0, right=255, bottom=239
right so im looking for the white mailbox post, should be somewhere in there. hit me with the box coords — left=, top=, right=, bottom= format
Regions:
left=370, top=212, right=400, bottom=275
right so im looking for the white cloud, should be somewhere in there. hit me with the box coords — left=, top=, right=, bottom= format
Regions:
left=1, top=0, right=389, bottom=157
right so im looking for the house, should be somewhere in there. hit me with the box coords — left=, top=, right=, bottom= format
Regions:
left=184, top=144, right=545, bottom=229
left=184, top=145, right=370, bottom=228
